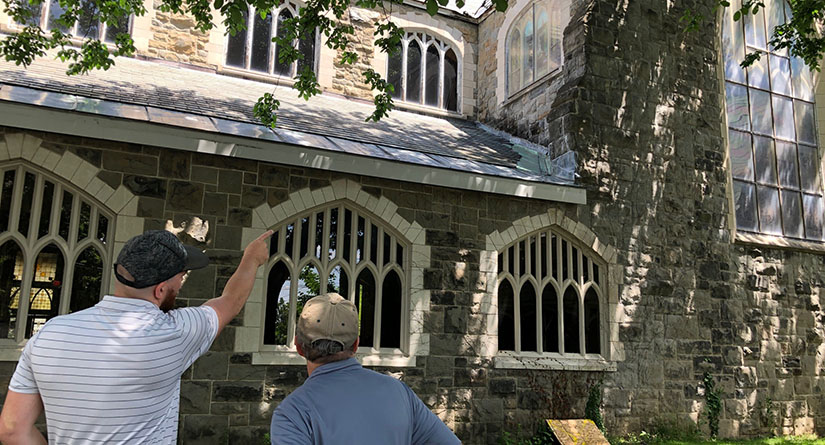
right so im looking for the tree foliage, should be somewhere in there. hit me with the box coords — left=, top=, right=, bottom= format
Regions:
left=682, top=0, right=825, bottom=71
left=0, top=0, right=485, bottom=126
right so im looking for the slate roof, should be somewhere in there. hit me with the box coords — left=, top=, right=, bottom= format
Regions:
left=0, top=55, right=570, bottom=185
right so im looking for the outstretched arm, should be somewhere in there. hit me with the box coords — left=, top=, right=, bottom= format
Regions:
left=205, top=230, right=273, bottom=334
left=0, top=390, right=46, bottom=445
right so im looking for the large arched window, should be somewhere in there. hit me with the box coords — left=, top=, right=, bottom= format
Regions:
left=225, top=2, right=318, bottom=78
left=386, top=32, right=459, bottom=112
left=13, top=0, right=130, bottom=43
left=723, top=0, right=824, bottom=241
left=497, top=227, right=604, bottom=356
left=263, top=201, right=408, bottom=352
left=0, top=164, right=113, bottom=341
left=506, top=0, right=567, bottom=97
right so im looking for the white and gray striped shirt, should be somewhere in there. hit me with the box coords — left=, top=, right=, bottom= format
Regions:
left=9, top=295, right=219, bottom=444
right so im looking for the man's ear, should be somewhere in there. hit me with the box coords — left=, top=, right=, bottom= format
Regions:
left=352, top=337, right=359, bottom=354
left=295, top=336, right=305, bottom=358
left=152, top=282, right=165, bottom=304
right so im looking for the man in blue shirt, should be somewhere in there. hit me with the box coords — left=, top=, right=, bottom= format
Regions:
left=270, top=293, right=460, bottom=444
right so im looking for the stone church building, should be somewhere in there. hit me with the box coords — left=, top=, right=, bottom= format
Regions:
left=0, top=0, right=823, bottom=442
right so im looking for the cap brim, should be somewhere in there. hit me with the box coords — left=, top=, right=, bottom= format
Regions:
left=183, top=245, right=210, bottom=271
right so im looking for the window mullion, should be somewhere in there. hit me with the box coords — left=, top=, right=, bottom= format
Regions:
left=29, top=175, right=45, bottom=243
left=9, top=166, right=24, bottom=236
left=535, top=233, right=543, bottom=352
left=287, top=261, right=298, bottom=345
left=438, top=47, right=445, bottom=109
left=419, top=40, right=426, bottom=104
left=269, top=8, right=277, bottom=75
left=374, top=266, right=383, bottom=349
left=321, top=206, right=330, bottom=274
left=401, top=39, right=409, bottom=102
left=16, top=252, right=34, bottom=341
left=244, top=5, right=254, bottom=70
left=58, top=251, right=75, bottom=315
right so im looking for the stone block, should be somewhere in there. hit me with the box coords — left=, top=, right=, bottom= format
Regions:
left=180, top=380, right=211, bottom=414
left=181, top=414, right=228, bottom=445
left=167, top=181, right=204, bottom=213
left=193, top=352, right=229, bottom=380
left=218, top=170, right=244, bottom=194
left=102, top=151, right=157, bottom=175
left=159, top=149, right=191, bottom=179
left=213, top=381, right=263, bottom=402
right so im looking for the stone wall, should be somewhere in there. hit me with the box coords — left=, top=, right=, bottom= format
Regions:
left=0, top=127, right=602, bottom=444
left=144, top=0, right=212, bottom=66
left=478, top=0, right=825, bottom=438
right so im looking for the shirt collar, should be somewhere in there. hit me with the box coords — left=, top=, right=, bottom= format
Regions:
left=308, top=357, right=361, bottom=379
left=97, top=295, right=161, bottom=312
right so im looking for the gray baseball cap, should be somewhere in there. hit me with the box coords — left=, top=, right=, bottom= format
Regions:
left=114, top=230, right=209, bottom=289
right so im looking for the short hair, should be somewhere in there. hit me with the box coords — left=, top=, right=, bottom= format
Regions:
left=296, top=329, right=355, bottom=364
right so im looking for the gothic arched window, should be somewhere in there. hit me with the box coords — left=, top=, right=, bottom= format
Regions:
left=225, top=2, right=318, bottom=78
left=0, top=163, right=113, bottom=340
left=263, top=202, right=408, bottom=352
left=497, top=227, right=604, bottom=356
left=723, top=0, right=824, bottom=241
left=505, top=0, right=568, bottom=97
left=386, top=32, right=460, bottom=112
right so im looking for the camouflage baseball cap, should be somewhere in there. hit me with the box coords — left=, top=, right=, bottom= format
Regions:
left=113, top=230, right=209, bottom=289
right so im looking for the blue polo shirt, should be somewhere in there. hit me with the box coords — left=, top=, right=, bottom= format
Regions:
left=270, top=358, right=460, bottom=444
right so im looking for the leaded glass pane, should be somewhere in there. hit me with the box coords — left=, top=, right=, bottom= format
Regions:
left=749, top=89, right=773, bottom=135
left=562, top=287, right=579, bottom=354
left=0, top=241, right=22, bottom=340
left=226, top=8, right=249, bottom=68
left=803, top=194, right=825, bottom=240
left=791, top=57, right=815, bottom=102
left=520, top=282, right=537, bottom=352
left=406, top=40, right=422, bottom=103
left=794, top=100, right=816, bottom=145
left=535, top=7, right=550, bottom=77
left=757, top=185, right=782, bottom=235
left=723, top=2, right=746, bottom=83
left=388, top=45, right=403, bottom=99
left=520, top=13, right=534, bottom=87
left=770, top=55, right=791, bottom=95
left=773, top=95, right=796, bottom=140
left=264, top=261, right=290, bottom=345
left=776, top=141, right=800, bottom=188
left=104, top=14, right=130, bottom=43
left=498, top=280, right=515, bottom=351
left=27, top=244, right=64, bottom=338
left=14, top=0, right=42, bottom=27
left=781, top=190, right=804, bottom=238
left=274, top=9, right=293, bottom=76
left=251, top=10, right=272, bottom=72
left=76, top=0, right=100, bottom=39
left=541, top=284, right=558, bottom=352
left=47, top=0, right=70, bottom=33
left=733, top=181, right=758, bottom=232
left=380, top=270, right=402, bottom=349
left=797, top=144, right=821, bottom=192
left=424, top=45, right=440, bottom=107
left=584, top=288, right=600, bottom=354
left=0, top=170, right=15, bottom=232
left=744, top=7, right=767, bottom=50
left=729, top=130, right=754, bottom=181
left=726, top=83, right=750, bottom=130
left=508, top=29, right=522, bottom=93
left=297, top=29, right=315, bottom=74
left=444, top=49, right=458, bottom=112
left=70, top=246, right=103, bottom=312
left=748, top=53, right=770, bottom=90
left=17, top=172, right=35, bottom=238
left=753, top=136, right=777, bottom=185
left=355, top=269, right=376, bottom=347
left=38, top=181, right=55, bottom=239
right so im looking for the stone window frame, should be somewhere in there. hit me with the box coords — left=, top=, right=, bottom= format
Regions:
left=385, top=30, right=462, bottom=113
left=481, top=210, right=622, bottom=371
left=0, top=133, right=142, bottom=362
left=501, top=0, right=570, bottom=100
left=7, top=0, right=132, bottom=45
left=236, top=179, right=431, bottom=367
left=721, top=0, right=825, bottom=249
left=221, top=1, right=320, bottom=82
left=261, top=200, right=410, bottom=354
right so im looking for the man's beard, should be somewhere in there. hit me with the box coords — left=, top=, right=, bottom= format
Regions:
left=159, top=287, right=178, bottom=312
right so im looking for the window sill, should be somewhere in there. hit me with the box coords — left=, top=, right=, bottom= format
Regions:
left=502, top=67, right=563, bottom=107
left=735, top=231, right=825, bottom=255
left=392, top=101, right=465, bottom=119
left=252, top=350, right=418, bottom=367
left=218, top=66, right=298, bottom=87
left=0, top=342, right=24, bottom=361
left=495, top=352, right=616, bottom=371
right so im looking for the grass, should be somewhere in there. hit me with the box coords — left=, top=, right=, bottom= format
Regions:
left=660, top=437, right=825, bottom=445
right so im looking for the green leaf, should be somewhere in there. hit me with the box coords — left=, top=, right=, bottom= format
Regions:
left=436, top=0, right=448, bottom=6
left=734, top=10, right=741, bottom=20
left=214, top=0, right=223, bottom=8
left=720, top=0, right=730, bottom=6
left=494, top=0, right=508, bottom=12
left=425, top=0, right=438, bottom=15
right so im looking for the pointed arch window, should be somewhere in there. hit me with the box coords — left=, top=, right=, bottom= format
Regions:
left=723, top=0, right=825, bottom=242
left=0, top=163, right=113, bottom=341
left=496, top=227, right=604, bottom=357
left=386, top=32, right=460, bottom=112
left=263, top=202, right=408, bottom=352
left=505, top=0, right=568, bottom=97
left=225, top=2, right=318, bottom=78
left=13, top=0, right=131, bottom=43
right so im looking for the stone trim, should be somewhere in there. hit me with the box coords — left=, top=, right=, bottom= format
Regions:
left=239, top=179, right=430, bottom=367
left=481, top=209, right=624, bottom=369
left=0, top=133, right=141, bottom=358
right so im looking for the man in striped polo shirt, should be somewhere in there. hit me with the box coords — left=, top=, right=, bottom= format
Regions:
left=0, top=229, right=272, bottom=444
